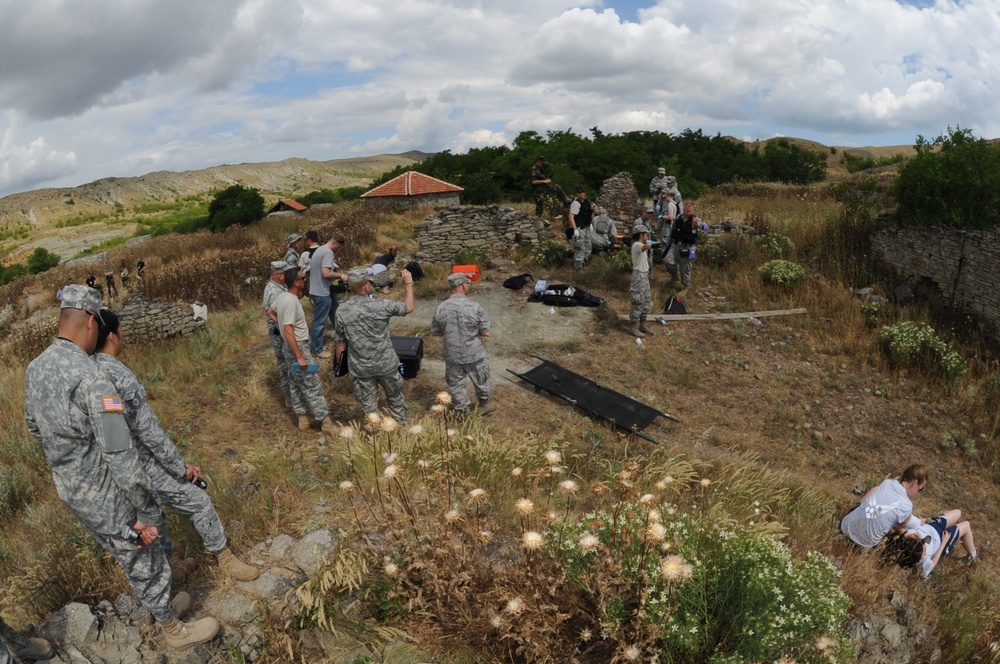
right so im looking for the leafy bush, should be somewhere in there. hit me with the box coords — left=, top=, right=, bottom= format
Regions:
left=551, top=505, right=852, bottom=663
left=207, top=184, right=265, bottom=232
left=754, top=233, right=796, bottom=259
left=759, top=259, right=806, bottom=288
left=893, top=127, right=1000, bottom=229
left=860, top=299, right=885, bottom=327
left=879, top=321, right=966, bottom=382
left=534, top=238, right=568, bottom=268
left=452, top=248, right=489, bottom=267
left=27, top=247, right=60, bottom=274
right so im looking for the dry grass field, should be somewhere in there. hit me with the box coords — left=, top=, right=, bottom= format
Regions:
left=1, top=184, right=999, bottom=662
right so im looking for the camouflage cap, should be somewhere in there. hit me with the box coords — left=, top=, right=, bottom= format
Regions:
left=287, top=233, right=303, bottom=245
left=447, top=272, right=472, bottom=288
left=632, top=222, right=651, bottom=235
left=644, top=203, right=655, bottom=213
left=347, top=269, right=374, bottom=287
left=665, top=176, right=677, bottom=184
left=60, top=285, right=103, bottom=316
left=657, top=167, right=666, bottom=174
left=270, top=260, right=289, bottom=272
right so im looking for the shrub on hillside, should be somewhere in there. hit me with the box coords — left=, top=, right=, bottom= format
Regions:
left=754, top=233, right=796, bottom=259
left=534, top=238, right=568, bottom=268
left=759, top=259, right=806, bottom=288
left=207, top=184, right=265, bottom=232
left=879, top=321, right=966, bottom=383
left=27, top=248, right=60, bottom=274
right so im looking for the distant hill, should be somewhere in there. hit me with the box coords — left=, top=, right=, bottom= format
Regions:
left=0, top=152, right=430, bottom=260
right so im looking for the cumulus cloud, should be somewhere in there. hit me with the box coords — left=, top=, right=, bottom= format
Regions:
left=0, top=0, right=996, bottom=195
left=0, top=134, right=77, bottom=192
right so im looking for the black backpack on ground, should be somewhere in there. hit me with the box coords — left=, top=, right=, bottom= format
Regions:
left=502, top=273, right=533, bottom=290
left=405, top=261, right=424, bottom=281
left=664, top=295, right=687, bottom=314
left=538, top=284, right=604, bottom=307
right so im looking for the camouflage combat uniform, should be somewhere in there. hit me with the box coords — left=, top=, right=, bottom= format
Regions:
left=649, top=176, right=682, bottom=215
left=530, top=162, right=568, bottom=216
left=25, top=338, right=172, bottom=622
left=665, top=213, right=700, bottom=288
left=334, top=295, right=410, bottom=422
left=273, top=291, right=329, bottom=421
left=283, top=247, right=300, bottom=266
left=263, top=277, right=291, bottom=397
left=431, top=294, right=492, bottom=410
left=94, top=353, right=227, bottom=556
left=590, top=213, right=618, bottom=252
left=630, top=240, right=652, bottom=325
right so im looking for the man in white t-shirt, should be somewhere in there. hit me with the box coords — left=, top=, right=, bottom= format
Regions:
left=270, top=267, right=335, bottom=435
left=840, top=464, right=927, bottom=549
left=308, top=235, right=349, bottom=358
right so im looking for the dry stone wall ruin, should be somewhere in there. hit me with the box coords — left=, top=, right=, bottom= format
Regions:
left=414, top=204, right=553, bottom=263
left=118, top=292, right=206, bottom=342
left=872, top=224, right=1000, bottom=340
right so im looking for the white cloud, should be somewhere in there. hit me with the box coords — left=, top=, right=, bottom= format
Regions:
left=0, top=0, right=997, bottom=196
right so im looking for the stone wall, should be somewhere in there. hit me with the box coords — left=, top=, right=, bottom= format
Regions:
left=872, top=224, right=1000, bottom=338
left=414, top=204, right=554, bottom=263
left=118, top=292, right=207, bottom=342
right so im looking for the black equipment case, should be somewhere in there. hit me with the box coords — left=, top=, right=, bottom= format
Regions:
left=391, top=336, right=423, bottom=379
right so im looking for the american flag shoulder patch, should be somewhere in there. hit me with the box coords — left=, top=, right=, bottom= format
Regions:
left=102, top=396, right=124, bottom=413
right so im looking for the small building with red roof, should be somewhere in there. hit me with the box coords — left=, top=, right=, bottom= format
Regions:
left=361, top=171, right=463, bottom=209
left=267, top=198, right=308, bottom=216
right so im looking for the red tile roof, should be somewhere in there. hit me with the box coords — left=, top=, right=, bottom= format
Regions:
left=279, top=198, right=307, bottom=211
left=362, top=171, right=464, bottom=198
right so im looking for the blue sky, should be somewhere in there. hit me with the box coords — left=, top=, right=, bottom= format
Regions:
left=0, top=0, right=996, bottom=196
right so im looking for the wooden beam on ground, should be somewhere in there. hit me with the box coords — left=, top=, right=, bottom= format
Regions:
left=617, top=308, right=807, bottom=322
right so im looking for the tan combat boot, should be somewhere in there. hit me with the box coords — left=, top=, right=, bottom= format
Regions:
left=628, top=324, right=645, bottom=338
left=638, top=317, right=654, bottom=336
left=297, top=415, right=311, bottom=431
left=161, top=616, right=219, bottom=650
left=168, top=553, right=198, bottom=584
left=477, top=400, right=497, bottom=415
left=320, top=416, right=337, bottom=438
left=171, top=591, right=192, bottom=619
left=217, top=547, right=260, bottom=581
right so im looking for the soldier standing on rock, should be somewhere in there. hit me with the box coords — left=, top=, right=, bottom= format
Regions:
left=530, top=156, right=569, bottom=216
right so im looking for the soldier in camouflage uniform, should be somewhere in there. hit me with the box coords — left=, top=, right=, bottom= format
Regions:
left=431, top=273, right=494, bottom=414
left=94, top=309, right=259, bottom=582
left=334, top=268, right=415, bottom=423
left=649, top=169, right=683, bottom=216
left=24, top=285, right=218, bottom=650
left=530, top=156, right=569, bottom=216
left=263, top=260, right=292, bottom=408
left=270, top=267, right=336, bottom=435
left=629, top=220, right=655, bottom=338
left=284, top=233, right=303, bottom=266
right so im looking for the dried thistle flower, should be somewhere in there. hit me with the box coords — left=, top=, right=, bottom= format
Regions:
left=366, top=412, right=382, bottom=425
left=468, top=488, right=487, bottom=502
left=430, top=404, right=446, bottom=414
left=444, top=509, right=460, bottom=523
left=463, top=434, right=474, bottom=441
left=407, top=424, right=424, bottom=435
left=446, top=428, right=458, bottom=437
left=416, top=459, right=430, bottom=469
left=558, top=480, right=579, bottom=494
left=381, top=451, right=398, bottom=464
left=579, top=628, right=592, bottom=642
left=589, top=481, right=608, bottom=495
left=623, top=645, right=641, bottom=661
left=661, top=541, right=673, bottom=552
left=648, top=509, right=662, bottom=523
left=660, top=555, right=693, bottom=581
left=522, top=531, right=543, bottom=550
left=638, top=493, right=655, bottom=505
left=380, top=417, right=398, bottom=433
left=478, top=530, right=493, bottom=543
left=815, top=635, right=835, bottom=656
left=514, top=498, right=534, bottom=515
left=646, top=522, right=667, bottom=541
left=339, top=427, right=355, bottom=439
left=435, top=391, right=452, bottom=405
left=548, top=465, right=563, bottom=475
left=489, top=614, right=503, bottom=629
left=511, top=467, right=523, bottom=477
left=544, top=450, right=561, bottom=465
left=339, top=480, right=354, bottom=492
left=546, top=510, right=558, bottom=522
left=384, top=560, right=398, bottom=577
left=699, top=478, right=713, bottom=488
left=382, top=464, right=400, bottom=479
left=504, top=597, right=524, bottom=615
left=579, top=534, right=599, bottom=551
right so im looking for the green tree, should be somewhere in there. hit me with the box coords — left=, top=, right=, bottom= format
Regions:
left=893, top=127, right=1000, bottom=228
left=759, top=139, right=827, bottom=184
left=207, top=184, right=265, bottom=232
left=26, top=247, right=60, bottom=274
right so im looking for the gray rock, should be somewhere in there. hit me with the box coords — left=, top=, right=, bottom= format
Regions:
left=268, top=534, right=296, bottom=559
left=291, top=529, right=338, bottom=577
left=203, top=587, right=262, bottom=626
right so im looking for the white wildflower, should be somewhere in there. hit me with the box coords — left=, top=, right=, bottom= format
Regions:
left=514, top=498, right=534, bottom=515
left=558, top=480, right=579, bottom=494
left=522, top=531, right=543, bottom=550
left=544, top=450, right=561, bottom=465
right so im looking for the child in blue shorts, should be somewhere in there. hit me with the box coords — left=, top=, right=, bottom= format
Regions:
left=904, top=509, right=978, bottom=579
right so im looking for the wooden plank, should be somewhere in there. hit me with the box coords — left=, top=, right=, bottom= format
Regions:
left=617, top=308, right=807, bottom=322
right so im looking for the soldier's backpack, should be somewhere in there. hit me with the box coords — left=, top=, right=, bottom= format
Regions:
left=540, top=284, right=604, bottom=307
left=502, top=273, right=534, bottom=290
